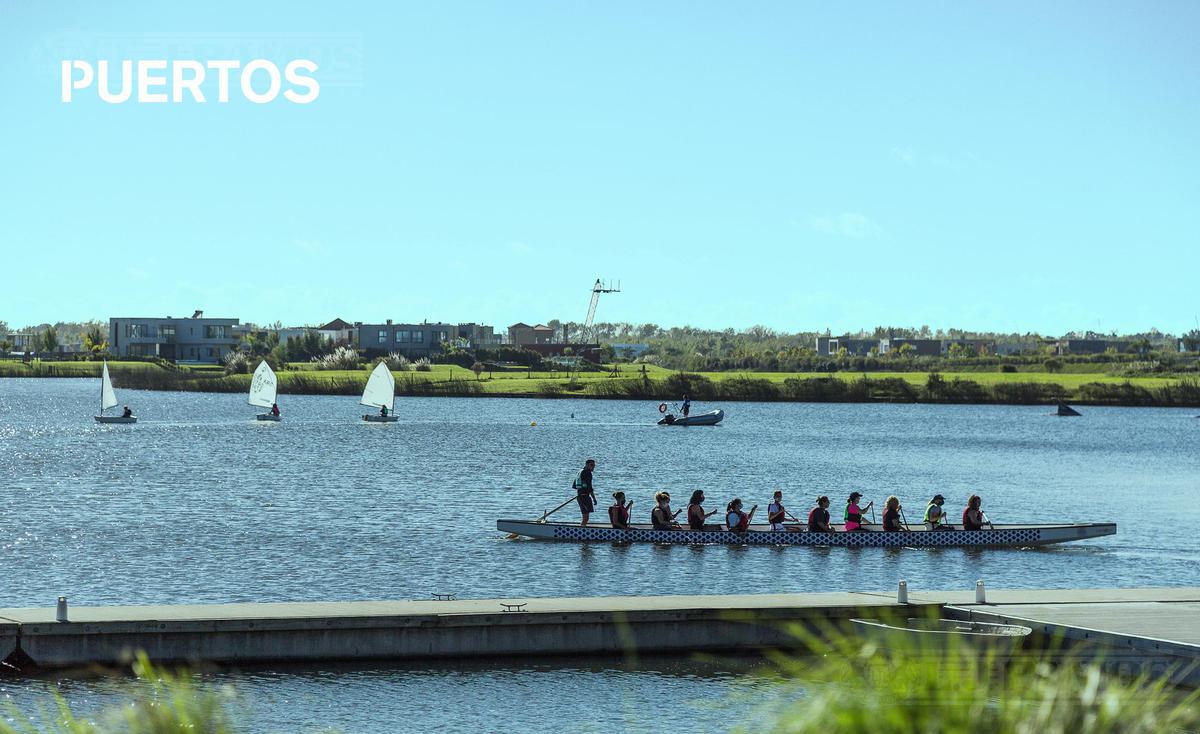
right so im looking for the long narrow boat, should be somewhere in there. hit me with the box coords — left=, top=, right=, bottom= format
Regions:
left=851, top=617, right=1032, bottom=653
left=496, top=520, right=1115, bottom=548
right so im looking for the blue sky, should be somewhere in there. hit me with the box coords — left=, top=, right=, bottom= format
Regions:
left=2, top=1, right=1197, bottom=334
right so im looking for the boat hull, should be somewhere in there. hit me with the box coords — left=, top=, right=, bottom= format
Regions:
left=95, top=416, right=137, bottom=424
left=362, top=414, right=399, bottom=422
left=496, top=520, right=1115, bottom=548
left=851, top=617, right=1032, bottom=652
left=658, top=409, right=724, bottom=426
left=256, top=414, right=281, bottom=422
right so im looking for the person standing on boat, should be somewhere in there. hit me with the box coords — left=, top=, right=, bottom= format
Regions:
left=844, top=492, right=872, bottom=531
left=808, top=496, right=833, bottom=532
left=725, top=498, right=756, bottom=532
left=270, top=402, right=280, bottom=417
left=574, top=459, right=598, bottom=527
left=651, top=491, right=681, bottom=530
left=608, top=491, right=633, bottom=529
left=924, top=494, right=951, bottom=530
left=962, top=495, right=985, bottom=531
left=767, top=490, right=789, bottom=531
left=882, top=496, right=907, bottom=532
left=687, top=490, right=718, bottom=530
left=681, top=394, right=691, bottom=418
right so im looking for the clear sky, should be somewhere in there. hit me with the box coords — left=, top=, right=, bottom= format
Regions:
left=2, top=1, right=1197, bottom=334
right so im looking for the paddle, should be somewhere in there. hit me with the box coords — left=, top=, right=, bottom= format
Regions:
left=899, top=507, right=912, bottom=532
left=506, top=494, right=578, bottom=539
left=982, top=510, right=996, bottom=530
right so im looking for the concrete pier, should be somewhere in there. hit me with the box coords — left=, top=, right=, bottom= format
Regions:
left=1, top=587, right=1197, bottom=681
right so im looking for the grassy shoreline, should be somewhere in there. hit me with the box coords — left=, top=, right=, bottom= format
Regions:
left=5, top=360, right=1198, bottom=407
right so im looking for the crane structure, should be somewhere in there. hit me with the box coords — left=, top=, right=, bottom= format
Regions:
left=570, top=278, right=620, bottom=385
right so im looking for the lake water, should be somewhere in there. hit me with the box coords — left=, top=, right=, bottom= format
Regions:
left=1, top=378, right=1197, bottom=732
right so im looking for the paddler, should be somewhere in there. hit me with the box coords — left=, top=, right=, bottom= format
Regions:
left=844, top=492, right=872, bottom=531
left=725, top=498, right=756, bottom=533
left=924, top=494, right=952, bottom=530
left=767, top=490, right=791, bottom=531
left=651, top=491, right=682, bottom=530
left=687, top=490, right=719, bottom=530
left=608, top=491, right=633, bottom=529
left=808, top=496, right=833, bottom=532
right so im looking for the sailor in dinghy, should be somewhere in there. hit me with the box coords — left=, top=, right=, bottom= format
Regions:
left=94, top=360, right=137, bottom=424
left=361, top=362, right=399, bottom=422
left=249, top=361, right=282, bottom=421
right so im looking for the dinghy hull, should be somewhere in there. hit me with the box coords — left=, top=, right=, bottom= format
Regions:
left=497, top=520, right=1115, bottom=548
left=362, top=415, right=399, bottom=422
left=658, top=409, right=724, bottom=426
left=851, top=617, right=1032, bottom=653
left=95, top=416, right=137, bottom=424
left=256, top=414, right=281, bottom=422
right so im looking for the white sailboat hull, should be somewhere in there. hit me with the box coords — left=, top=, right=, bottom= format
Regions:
left=362, top=414, right=399, bottom=422
left=95, top=416, right=137, bottom=424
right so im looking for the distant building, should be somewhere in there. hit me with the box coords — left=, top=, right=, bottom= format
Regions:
left=941, top=338, right=995, bottom=356
left=508, top=323, right=555, bottom=346
left=521, top=342, right=601, bottom=361
left=3, top=333, right=38, bottom=353
left=458, top=322, right=500, bottom=347
left=108, top=312, right=240, bottom=363
left=317, top=318, right=356, bottom=346
left=1056, top=339, right=1131, bottom=355
left=879, top=338, right=941, bottom=357
left=815, top=336, right=880, bottom=356
left=358, top=320, right=454, bottom=358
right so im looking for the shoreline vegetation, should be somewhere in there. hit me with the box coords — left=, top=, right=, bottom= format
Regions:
left=4, top=359, right=1199, bottom=408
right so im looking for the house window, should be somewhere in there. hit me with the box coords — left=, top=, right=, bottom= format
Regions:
left=396, top=331, right=409, bottom=343
left=205, top=325, right=227, bottom=339
left=161, top=325, right=176, bottom=342
left=412, top=330, right=425, bottom=343
left=378, top=330, right=387, bottom=344
left=127, top=323, right=149, bottom=338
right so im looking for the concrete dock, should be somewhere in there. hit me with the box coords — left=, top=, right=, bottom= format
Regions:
left=2, top=587, right=1197, bottom=682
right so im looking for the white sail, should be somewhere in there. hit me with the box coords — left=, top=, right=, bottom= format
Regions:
left=360, top=362, right=396, bottom=411
left=100, top=360, right=119, bottom=413
left=248, top=361, right=278, bottom=408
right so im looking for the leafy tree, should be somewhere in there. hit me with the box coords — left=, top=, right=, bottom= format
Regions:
left=471, top=361, right=485, bottom=380
left=897, top=343, right=915, bottom=359
left=1044, top=357, right=1063, bottom=373
left=39, top=326, right=59, bottom=353
left=1183, top=330, right=1200, bottom=353
left=0, top=340, right=10, bottom=353
left=82, top=324, right=108, bottom=355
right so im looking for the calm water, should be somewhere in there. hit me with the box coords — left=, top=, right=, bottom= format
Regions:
left=1, top=378, right=1197, bottom=731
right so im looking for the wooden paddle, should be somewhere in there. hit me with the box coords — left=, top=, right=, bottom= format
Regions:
left=899, top=507, right=912, bottom=532
left=982, top=510, right=996, bottom=530
left=506, top=494, right=578, bottom=539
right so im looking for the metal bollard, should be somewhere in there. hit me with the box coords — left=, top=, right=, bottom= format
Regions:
left=897, top=580, right=908, bottom=604
left=975, top=580, right=987, bottom=604
left=56, top=596, right=68, bottom=622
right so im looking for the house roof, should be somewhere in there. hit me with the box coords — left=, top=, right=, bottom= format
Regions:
left=532, top=324, right=554, bottom=331
left=509, top=322, right=532, bottom=329
left=319, top=318, right=353, bottom=331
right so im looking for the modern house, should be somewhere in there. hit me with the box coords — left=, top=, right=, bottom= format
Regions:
left=317, top=318, right=356, bottom=346
left=457, top=322, right=501, bottom=348
left=879, top=338, right=942, bottom=357
left=1056, top=339, right=1132, bottom=355
left=814, top=336, right=881, bottom=356
left=941, top=338, right=995, bottom=356
left=508, top=323, right=556, bottom=346
left=3, top=332, right=38, bottom=354
left=108, top=311, right=240, bottom=363
left=358, top=320, right=454, bottom=358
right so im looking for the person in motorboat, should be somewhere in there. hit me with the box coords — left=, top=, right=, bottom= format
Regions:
left=651, top=491, right=682, bottom=530
left=574, top=459, right=598, bottom=527
left=687, top=490, right=718, bottom=530
left=121, top=406, right=133, bottom=418
left=767, top=490, right=797, bottom=531
left=844, top=492, right=872, bottom=531
left=270, top=402, right=280, bottom=417
left=807, top=496, right=833, bottom=532
left=882, top=496, right=908, bottom=532
left=609, top=491, right=633, bottom=530
left=681, top=394, right=691, bottom=418
left=924, top=494, right=952, bottom=530
left=962, top=495, right=986, bottom=531
left=725, top=498, right=757, bottom=533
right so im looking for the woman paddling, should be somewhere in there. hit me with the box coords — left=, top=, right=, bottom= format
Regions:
left=844, top=492, right=873, bottom=531
left=609, top=491, right=633, bottom=530
left=963, top=495, right=985, bottom=531
left=687, top=490, right=719, bottom=530
left=882, top=496, right=908, bottom=532
left=651, top=491, right=682, bottom=531
left=725, top=498, right=757, bottom=533
left=808, top=496, right=833, bottom=532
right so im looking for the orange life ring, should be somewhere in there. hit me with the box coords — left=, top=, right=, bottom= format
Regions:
left=658, top=402, right=668, bottom=413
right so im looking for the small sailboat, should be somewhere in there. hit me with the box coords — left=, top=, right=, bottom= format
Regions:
left=1055, top=400, right=1081, bottom=417
left=94, top=361, right=136, bottom=424
left=361, top=362, right=399, bottom=422
left=249, top=361, right=281, bottom=421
